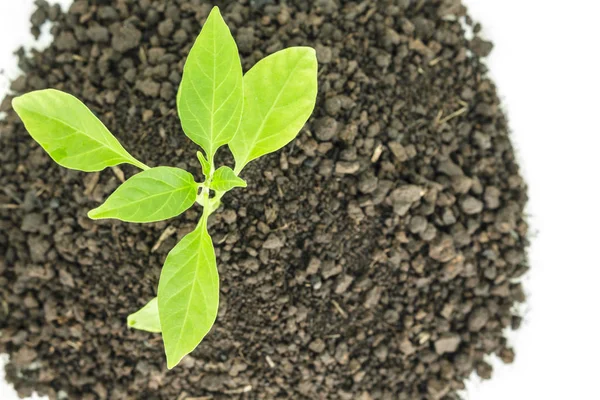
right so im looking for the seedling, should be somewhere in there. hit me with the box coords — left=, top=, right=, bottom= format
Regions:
left=12, top=7, right=318, bottom=369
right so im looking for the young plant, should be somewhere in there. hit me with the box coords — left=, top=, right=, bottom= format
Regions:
left=12, top=7, right=318, bottom=369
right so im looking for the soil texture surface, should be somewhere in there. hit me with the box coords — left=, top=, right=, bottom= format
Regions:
left=0, top=0, right=529, bottom=399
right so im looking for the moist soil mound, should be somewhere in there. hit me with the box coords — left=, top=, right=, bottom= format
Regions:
left=0, top=1, right=529, bottom=399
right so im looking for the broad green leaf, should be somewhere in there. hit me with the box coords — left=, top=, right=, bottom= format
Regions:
left=211, top=166, right=246, bottom=192
left=196, top=151, right=211, bottom=178
left=127, top=297, right=161, bottom=333
left=177, top=6, right=243, bottom=158
left=157, top=218, right=219, bottom=369
left=229, top=47, right=318, bottom=173
left=12, top=89, right=148, bottom=172
left=88, top=167, right=198, bottom=223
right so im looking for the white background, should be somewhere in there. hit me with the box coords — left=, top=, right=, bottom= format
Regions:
left=1, top=1, right=599, bottom=399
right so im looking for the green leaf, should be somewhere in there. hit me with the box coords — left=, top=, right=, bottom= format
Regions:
left=196, top=151, right=211, bottom=178
left=88, top=167, right=198, bottom=223
left=177, top=6, right=243, bottom=158
left=12, top=89, right=148, bottom=172
left=229, top=47, right=318, bottom=173
left=211, top=166, right=247, bottom=192
left=127, top=297, right=161, bottom=333
left=157, top=218, right=219, bottom=369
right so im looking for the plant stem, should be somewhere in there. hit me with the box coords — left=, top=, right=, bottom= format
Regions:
left=196, top=207, right=209, bottom=229
left=131, top=159, right=150, bottom=171
left=198, top=153, right=216, bottom=213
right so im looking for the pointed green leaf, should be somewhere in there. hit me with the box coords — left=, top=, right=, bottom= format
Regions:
left=88, top=167, right=198, bottom=223
left=127, top=297, right=161, bottom=333
left=211, top=166, right=246, bottom=192
left=177, top=6, right=243, bottom=158
left=157, top=218, right=219, bottom=369
left=12, top=89, right=148, bottom=172
left=196, top=151, right=211, bottom=178
left=229, top=47, right=318, bottom=173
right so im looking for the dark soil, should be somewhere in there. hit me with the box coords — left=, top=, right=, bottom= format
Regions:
left=0, top=0, right=529, bottom=399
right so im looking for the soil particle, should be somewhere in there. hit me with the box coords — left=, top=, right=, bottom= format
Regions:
left=55, top=31, right=77, bottom=51
left=306, top=257, right=321, bottom=275
left=460, top=195, right=484, bottom=215
left=335, top=161, right=360, bottom=175
left=388, top=142, right=409, bottom=162
left=434, top=334, right=462, bottom=355
left=363, top=286, right=384, bottom=309
left=429, top=234, right=457, bottom=263
left=20, top=213, right=45, bottom=233
left=324, top=96, right=342, bottom=116
left=221, top=209, right=237, bottom=224
left=334, top=274, right=354, bottom=294
left=30, top=7, right=47, bottom=36
left=484, top=186, right=502, bottom=209
left=315, top=44, right=333, bottom=64
left=262, top=233, right=284, bottom=250
left=476, top=362, right=493, bottom=380
left=500, top=347, right=516, bottom=364
left=358, top=173, right=378, bottom=194
left=12, top=347, right=37, bottom=368
left=389, top=185, right=425, bottom=204
left=27, top=236, right=50, bottom=263
left=399, top=338, right=417, bottom=356
left=409, top=215, right=428, bottom=234
left=0, top=1, right=529, bottom=399
left=470, top=36, right=494, bottom=57
left=468, top=307, right=491, bottom=332
left=314, top=116, right=338, bottom=141
left=321, top=261, right=342, bottom=280
left=308, top=339, right=326, bottom=354
left=158, top=19, right=175, bottom=37
left=135, top=79, right=161, bottom=97
left=87, top=26, right=110, bottom=43
left=111, top=24, right=142, bottom=53
left=389, top=185, right=425, bottom=216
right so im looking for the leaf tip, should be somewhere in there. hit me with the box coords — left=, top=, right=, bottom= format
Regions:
left=208, top=5, right=222, bottom=19
left=306, top=47, right=318, bottom=68
left=87, top=208, right=100, bottom=220
left=165, top=352, right=182, bottom=370
left=11, top=95, right=24, bottom=112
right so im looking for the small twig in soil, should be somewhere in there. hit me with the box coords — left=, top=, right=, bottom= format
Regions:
left=418, top=332, right=431, bottom=344
left=429, top=56, right=443, bottom=66
left=332, top=300, right=348, bottom=319
left=217, top=234, right=228, bottom=245
left=83, top=172, right=100, bottom=196
left=433, top=109, right=444, bottom=126
left=371, top=143, right=383, bottom=163
left=222, top=385, right=252, bottom=395
left=437, top=106, right=468, bottom=126
left=151, top=226, right=177, bottom=253
left=111, top=166, right=125, bottom=182
left=273, top=223, right=289, bottom=232
left=265, top=355, right=275, bottom=368
left=2, top=188, right=22, bottom=204
left=237, top=347, right=249, bottom=363
left=457, top=99, right=469, bottom=108
left=182, top=396, right=212, bottom=400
